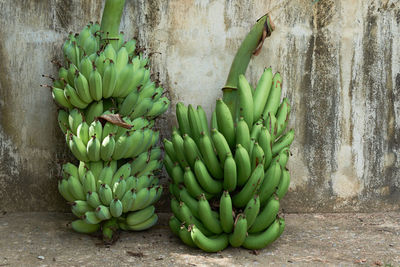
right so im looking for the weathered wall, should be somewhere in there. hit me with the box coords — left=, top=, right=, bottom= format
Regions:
left=0, top=0, right=399, bottom=212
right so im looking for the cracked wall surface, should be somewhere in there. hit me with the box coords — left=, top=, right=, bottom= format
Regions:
left=0, top=0, right=399, bottom=212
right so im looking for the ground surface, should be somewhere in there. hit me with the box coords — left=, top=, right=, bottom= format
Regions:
left=0, top=212, right=398, bottom=267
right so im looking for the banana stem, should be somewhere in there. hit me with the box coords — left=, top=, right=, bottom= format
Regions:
left=100, top=0, right=126, bottom=49
left=222, top=14, right=275, bottom=117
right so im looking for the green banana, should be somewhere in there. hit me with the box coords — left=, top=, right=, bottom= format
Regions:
left=95, top=205, right=112, bottom=220
left=249, top=196, right=279, bottom=233
left=235, top=144, right=251, bottom=187
left=223, top=153, right=237, bottom=192
left=86, top=191, right=101, bottom=209
left=237, top=74, right=254, bottom=129
left=100, top=134, right=115, bottom=161
left=242, top=219, right=280, bottom=250
left=87, top=136, right=101, bottom=162
left=183, top=167, right=213, bottom=200
left=219, top=191, right=234, bottom=234
left=198, top=194, right=223, bottom=234
left=126, top=205, right=155, bottom=225
left=232, top=163, right=264, bottom=208
left=187, top=104, right=202, bottom=144
left=74, top=71, right=92, bottom=104
left=77, top=122, right=90, bottom=146
left=68, top=109, right=83, bottom=135
left=71, top=219, right=100, bottom=234
left=229, top=214, right=247, bottom=247
left=85, top=100, right=103, bottom=124
left=176, top=102, right=192, bottom=136
left=84, top=211, right=102, bottom=224
left=275, top=98, right=290, bottom=137
left=170, top=163, right=184, bottom=185
left=67, top=175, right=86, bottom=200
left=99, top=183, right=113, bottom=206
left=171, top=130, right=189, bottom=168
left=130, top=188, right=150, bottom=211
left=262, top=72, right=282, bottom=119
left=178, top=225, right=196, bottom=247
left=243, top=195, right=260, bottom=229
left=190, top=225, right=229, bottom=253
left=215, top=99, right=235, bottom=148
left=102, top=59, right=117, bottom=98
left=88, top=67, right=103, bottom=101
left=194, top=159, right=222, bottom=194
left=119, top=89, right=138, bottom=116
left=64, top=83, right=88, bottom=109
left=179, top=188, right=199, bottom=218
left=89, top=120, right=103, bottom=139
left=251, top=142, right=265, bottom=172
left=57, top=110, right=69, bottom=134
left=211, top=129, right=231, bottom=166
left=235, top=117, right=251, bottom=153
left=258, top=127, right=273, bottom=169
left=276, top=168, right=290, bottom=199
left=126, top=214, right=158, bottom=231
left=272, top=129, right=294, bottom=155
left=82, top=171, right=96, bottom=194
left=71, top=200, right=93, bottom=217
left=89, top=161, right=103, bottom=178
left=52, top=87, right=73, bottom=109
left=58, top=179, right=75, bottom=202
left=258, top=162, right=281, bottom=205
left=164, top=139, right=177, bottom=163
left=253, top=67, right=273, bottom=121
left=198, top=132, right=223, bottom=179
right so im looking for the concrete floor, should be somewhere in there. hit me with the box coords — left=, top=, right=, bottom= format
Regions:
left=0, top=212, right=398, bottom=267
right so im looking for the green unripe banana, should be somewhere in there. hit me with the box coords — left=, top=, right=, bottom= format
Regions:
left=71, top=200, right=93, bottom=217
left=99, top=184, right=113, bottom=206
left=235, top=144, right=251, bottom=187
left=229, top=214, right=247, bottom=247
left=253, top=67, right=273, bottom=121
left=235, top=117, right=251, bottom=153
left=232, top=163, right=264, bottom=208
left=190, top=225, right=229, bottom=253
left=198, top=132, right=223, bottom=179
left=176, top=102, right=192, bottom=136
left=242, top=219, right=280, bottom=250
left=215, top=99, right=235, bottom=149
left=211, top=129, right=231, bottom=166
left=71, top=219, right=100, bottom=234
left=194, top=159, right=222, bottom=194
left=262, top=72, right=282, bottom=119
left=238, top=74, right=254, bottom=129
left=169, top=216, right=181, bottom=236
left=126, top=205, right=155, bottom=226
left=219, top=191, right=234, bottom=233
left=259, top=162, right=281, bottom=205
left=276, top=168, right=290, bottom=199
left=198, top=194, right=223, bottom=234
left=243, top=195, right=260, bottom=229
left=272, top=129, right=294, bottom=155
left=86, top=191, right=101, bottom=209
left=95, top=205, right=112, bottom=220
left=223, top=153, right=237, bottom=192
left=126, top=214, right=158, bottom=231
left=179, top=225, right=196, bottom=247
left=249, top=195, right=280, bottom=233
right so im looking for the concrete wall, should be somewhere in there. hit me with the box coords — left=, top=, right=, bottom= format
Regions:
left=0, top=0, right=399, bottom=212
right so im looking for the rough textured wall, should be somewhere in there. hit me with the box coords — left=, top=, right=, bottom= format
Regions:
left=0, top=0, right=399, bottom=212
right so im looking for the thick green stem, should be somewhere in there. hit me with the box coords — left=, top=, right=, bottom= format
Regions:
left=100, top=0, right=126, bottom=49
left=222, top=14, right=274, bottom=117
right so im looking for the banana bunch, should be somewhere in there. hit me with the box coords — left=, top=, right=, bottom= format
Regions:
left=59, top=159, right=162, bottom=238
left=47, top=20, right=169, bottom=241
left=50, top=22, right=169, bottom=120
left=166, top=68, right=293, bottom=252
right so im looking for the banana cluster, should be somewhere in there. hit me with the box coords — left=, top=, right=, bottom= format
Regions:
left=165, top=68, right=294, bottom=252
left=49, top=22, right=169, bottom=240
left=59, top=160, right=161, bottom=236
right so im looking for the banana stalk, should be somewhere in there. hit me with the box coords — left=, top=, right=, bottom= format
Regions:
left=100, top=0, right=126, bottom=49
left=222, top=14, right=275, bottom=118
